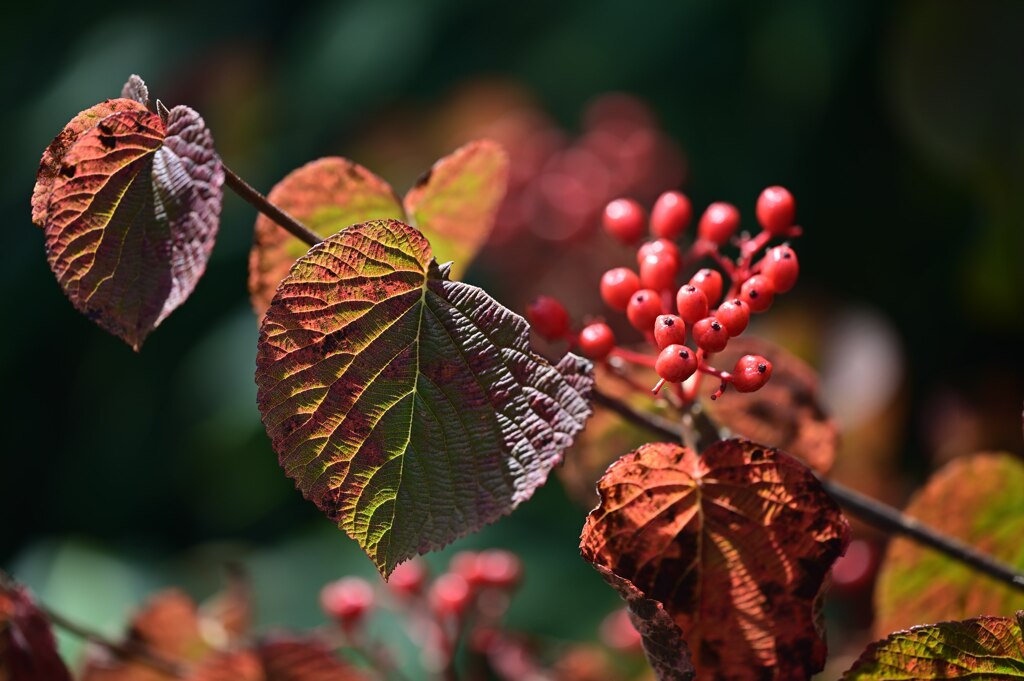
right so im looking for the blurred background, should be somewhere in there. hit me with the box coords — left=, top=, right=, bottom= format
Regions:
left=3, top=0, right=1023, bottom=677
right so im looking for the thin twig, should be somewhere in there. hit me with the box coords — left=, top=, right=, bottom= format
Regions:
left=222, top=165, right=323, bottom=247
left=590, top=386, right=1024, bottom=593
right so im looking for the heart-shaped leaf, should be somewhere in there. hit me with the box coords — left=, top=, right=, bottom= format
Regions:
left=843, top=612, right=1024, bottom=680
left=38, top=104, right=224, bottom=349
left=255, top=219, right=593, bottom=576
left=874, top=453, right=1024, bottom=637
left=0, top=583, right=72, bottom=681
left=248, top=158, right=405, bottom=317
left=403, top=139, right=509, bottom=279
left=580, top=439, right=849, bottom=681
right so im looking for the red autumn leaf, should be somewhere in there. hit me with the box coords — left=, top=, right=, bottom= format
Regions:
left=37, top=102, right=223, bottom=349
left=580, top=439, right=849, bottom=681
left=255, top=219, right=593, bottom=576
left=190, top=639, right=369, bottom=681
left=0, top=583, right=72, bottom=681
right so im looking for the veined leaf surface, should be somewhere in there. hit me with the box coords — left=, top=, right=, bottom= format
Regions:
left=255, top=219, right=593, bottom=576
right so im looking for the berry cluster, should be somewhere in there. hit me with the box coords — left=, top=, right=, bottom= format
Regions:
left=527, top=186, right=802, bottom=402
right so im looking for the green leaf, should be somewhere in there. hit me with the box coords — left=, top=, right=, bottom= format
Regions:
left=874, top=453, right=1024, bottom=636
left=248, top=157, right=405, bottom=317
left=843, top=612, right=1024, bottom=679
left=38, top=105, right=224, bottom=349
left=255, top=219, right=593, bottom=576
left=403, top=140, right=509, bottom=280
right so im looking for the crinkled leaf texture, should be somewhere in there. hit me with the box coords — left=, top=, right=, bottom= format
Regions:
left=34, top=101, right=223, bottom=349
left=255, top=219, right=593, bottom=577
left=580, top=439, right=849, bottom=681
left=843, top=612, right=1024, bottom=679
left=874, top=453, right=1024, bottom=637
left=247, top=140, right=508, bottom=316
left=0, top=584, right=72, bottom=681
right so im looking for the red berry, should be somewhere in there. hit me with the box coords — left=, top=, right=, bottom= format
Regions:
left=715, top=298, right=750, bottom=337
left=653, top=314, right=687, bottom=348
left=675, top=285, right=709, bottom=325
left=600, top=608, right=642, bottom=653
left=320, top=577, right=374, bottom=625
left=636, top=238, right=680, bottom=266
left=476, top=550, right=522, bottom=589
left=388, top=559, right=428, bottom=598
left=655, top=344, right=698, bottom=383
left=639, top=253, right=678, bottom=291
left=697, top=202, right=740, bottom=245
left=430, top=573, right=472, bottom=617
left=689, top=268, right=723, bottom=307
left=755, top=186, right=796, bottom=236
left=650, top=191, right=692, bottom=239
left=600, top=267, right=640, bottom=311
left=732, top=354, right=772, bottom=392
left=692, top=317, right=729, bottom=353
left=578, top=323, right=615, bottom=360
left=626, top=289, right=663, bottom=332
left=526, top=296, right=569, bottom=341
left=603, top=198, right=646, bottom=245
left=739, top=275, right=775, bottom=313
left=761, top=245, right=799, bottom=293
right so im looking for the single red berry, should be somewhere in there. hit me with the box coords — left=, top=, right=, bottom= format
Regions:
left=689, top=268, right=723, bottom=307
left=600, top=267, right=640, bottom=311
left=578, top=323, right=616, bottom=360
left=655, top=344, right=698, bottom=383
left=653, top=314, right=687, bottom=348
left=388, top=559, right=428, bottom=598
left=636, top=238, right=681, bottom=266
left=320, top=577, right=374, bottom=626
left=692, top=317, right=729, bottom=353
left=697, top=202, right=740, bottom=245
left=476, top=550, right=522, bottom=589
left=755, top=186, right=796, bottom=236
left=732, top=354, right=773, bottom=392
left=675, top=285, right=709, bottom=325
left=650, top=190, right=692, bottom=239
left=739, top=275, right=775, bottom=313
left=429, top=573, right=472, bottom=617
left=600, top=608, right=643, bottom=653
left=639, top=253, right=678, bottom=291
left=761, top=244, right=799, bottom=293
left=603, top=198, right=646, bottom=245
left=626, top=289, right=663, bottom=332
left=715, top=298, right=750, bottom=337
left=526, top=296, right=569, bottom=341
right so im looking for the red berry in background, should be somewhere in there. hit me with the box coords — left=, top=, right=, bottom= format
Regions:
left=526, top=296, right=569, bottom=341
left=732, top=354, right=773, bottom=392
left=600, top=267, right=640, bottom=311
left=450, top=550, right=482, bottom=584
left=430, top=573, right=472, bottom=617
left=761, top=244, right=799, bottom=293
left=739, top=275, right=775, bottom=313
left=755, top=186, right=796, bottom=236
left=602, top=198, right=646, bottom=245
left=600, top=608, right=643, bottom=653
left=655, top=344, right=698, bottom=383
left=650, top=190, right=692, bottom=239
left=636, top=238, right=680, bottom=266
left=689, top=268, right=723, bottom=307
left=697, top=201, right=740, bottom=245
left=320, top=577, right=374, bottom=626
left=578, top=323, right=616, bottom=360
left=476, top=549, right=522, bottom=589
left=675, top=285, right=709, bottom=325
left=626, top=289, right=663, bottom=332
left=715, top=298, right=750, bottom=337
left=692, top=317, right=729, bottom=353
left=639, top=253, right=678, bottom=291
left=388, top=559, right=428, bottom=598
left=653, top=314, right=687, bottom=348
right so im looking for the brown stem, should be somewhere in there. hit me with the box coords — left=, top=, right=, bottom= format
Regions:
left=590, top=386, right=1024, bottom=593
left=222, top=164, right=323, bottom=247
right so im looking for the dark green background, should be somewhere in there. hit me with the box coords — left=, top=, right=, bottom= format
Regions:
left=3, top=0, right=1023, bottom=670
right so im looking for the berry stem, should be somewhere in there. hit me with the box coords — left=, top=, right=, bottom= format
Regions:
left=610, top=347, right=657, bottom=368
left=223, top=164, right=323, bottom=247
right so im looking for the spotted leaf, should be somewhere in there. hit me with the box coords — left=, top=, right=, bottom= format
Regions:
left=580, top=439, right=849, bottom=680
left=255, top=219, right=593, bottom=576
